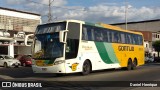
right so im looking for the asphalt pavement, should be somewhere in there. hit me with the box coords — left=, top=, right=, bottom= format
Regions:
left=0, top=63, right=160, bottom=90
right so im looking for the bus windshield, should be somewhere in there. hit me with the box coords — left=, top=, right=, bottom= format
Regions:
left=34, top=33, right=64, bottom=59
left=33, top=22, right=66, bottom=60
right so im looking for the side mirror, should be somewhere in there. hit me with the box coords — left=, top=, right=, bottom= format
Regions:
left=59, top=30, right=68, bottom=43
left=25, top=34, right=34, bottom=46
left=0, top=58, right=4, bottom=60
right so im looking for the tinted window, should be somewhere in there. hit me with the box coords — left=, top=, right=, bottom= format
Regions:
left=82, top=24, right=143, bottom=45
left=94, top=29, right=103, bottom=41
left=138, top=35, right=143, bottom=45
left=87, top=28, right=93, bottom=40
left=103, top=30, right=108, bottom=42
left=121, top=33, right=125, bottom=43
left=108, top=30, right=112, bottom=42
left=82, top=26, right=88, bottom=40
left=132, top=34, right=138, bottom=45
left=67, top=22, right=80, bottom=39
left=125, top=33, right=132, bottom=44
left=82, top=25, right=93, bottom=41
left=65, top=22, right=80, bottom=59
left=36, top=22, right=66, bottom=34
left=113, top=32, right=121, bottom=43
left=4, top=56, right=14, bottom=59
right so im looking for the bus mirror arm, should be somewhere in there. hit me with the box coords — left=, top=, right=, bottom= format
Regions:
left=59, top=30, right=68, bottom=43
left=25, top=34, right=34, bottom=46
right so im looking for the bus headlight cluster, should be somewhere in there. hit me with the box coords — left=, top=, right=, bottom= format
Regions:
left=54, top=60, right=65, bottom=65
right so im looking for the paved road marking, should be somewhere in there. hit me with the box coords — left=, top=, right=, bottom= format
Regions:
left=0, top=75, right=14, bottom=79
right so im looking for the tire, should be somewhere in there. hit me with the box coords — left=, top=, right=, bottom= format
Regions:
left=4, top=63, right=8, bottom=68
left=15, top=66, right=19, bottom=68
left=126, top=60, right=132, bottom=70
left=132, top=60, right=137, bottom=70
left=81, top=60, right=91, bottom=75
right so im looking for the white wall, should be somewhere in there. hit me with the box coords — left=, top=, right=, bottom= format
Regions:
left=152, top=33, right=160, bottom=41
left=0, top=9, right=41, bottom=20
left=23, top=26, right=36, bottom=32
left=17, top=46, right=32, bottom=55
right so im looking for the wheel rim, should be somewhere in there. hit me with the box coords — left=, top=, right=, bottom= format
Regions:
left=128, top=61, right=132, bottom=70
left=83, top=62, right=90, bottom=73
left=133, top=61, right=137, bottom=68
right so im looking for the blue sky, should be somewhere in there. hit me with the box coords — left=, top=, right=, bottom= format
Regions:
left=0, top=0, right=160, bottom=24
left=67, top=0, right=160, bottom=8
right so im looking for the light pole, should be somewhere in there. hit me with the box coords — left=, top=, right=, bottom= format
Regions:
left=125, top=0, right=128, bottom=30
left=125, top=0, right=132, bottom=30
left=48, top=0, right=54, bottom=23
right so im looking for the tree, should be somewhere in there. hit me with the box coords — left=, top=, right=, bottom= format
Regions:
left=152, top=40, right=160, bottom=61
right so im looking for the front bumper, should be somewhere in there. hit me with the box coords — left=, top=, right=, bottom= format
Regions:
left=32, top=63, right=66, bottom=73
left=9, top=62, right=21, bottom=67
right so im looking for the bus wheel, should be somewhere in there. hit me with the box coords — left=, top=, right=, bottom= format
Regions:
left=132, top=60, right=137, bottom=70
left=82, top=60, right=91, bottom=75
left=127, top=60, right=132, bottom=70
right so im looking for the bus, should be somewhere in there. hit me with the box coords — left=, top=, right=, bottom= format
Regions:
left=25, top=20, right=144, bottom=75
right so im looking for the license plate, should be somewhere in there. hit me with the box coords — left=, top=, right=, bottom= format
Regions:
left=42, top=68, right=47, bottom=71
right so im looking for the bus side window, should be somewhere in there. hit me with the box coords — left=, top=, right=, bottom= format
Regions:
left=138, top=35, right=143, bottom=45
left=113, top=32, right=121, bottom=43
left=121, top=33, right=125, bottom=43
left=87, top=28, right=92, bottom=41
left=94, top=29, right=102, bottom=41
left=99, top=29, right=103, bottom=41
left=108, top=30, right=112, bottom=43
left=82, top=27, right=88, bottom=40
left=125, top=33, right=132, bottom=44
left=128, top=34, right=132, bottom=44
left=125, top=33, right=129, bottom=44
left=113, top=32, right=116, bottom=43
left=132, top=34, right=135, bottom=44
left=117, top=32, right=121, bottom=43
left=103, top=30, right=108, bottom=42
left=132, top=34, right=138, bottom=45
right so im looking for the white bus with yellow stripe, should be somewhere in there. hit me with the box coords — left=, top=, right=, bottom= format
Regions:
left=25, top=20, right=144, bottom=75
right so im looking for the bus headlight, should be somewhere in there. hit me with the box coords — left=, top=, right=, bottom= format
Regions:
left=54, top=60, right=65, bottom=65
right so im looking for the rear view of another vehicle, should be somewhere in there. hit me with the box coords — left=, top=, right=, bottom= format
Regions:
left=19, top=55, right=32, bottom=67
left=0, top=55, right=21, bottom=68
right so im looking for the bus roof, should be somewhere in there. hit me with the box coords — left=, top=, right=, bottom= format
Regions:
left=97, top=23, right=143, bottom=35
left=39, top=20, right=143, bottom=35
left=66, top=20, right=143, bottom=35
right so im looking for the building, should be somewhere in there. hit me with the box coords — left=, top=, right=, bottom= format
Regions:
left=111, top=19, right=160, bottom=57
left=111, top=19, right=160, bottom=32
left=0, top=7, right=41, bottom=57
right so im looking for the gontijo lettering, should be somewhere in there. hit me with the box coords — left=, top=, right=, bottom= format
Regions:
left=118, top=46, right=134, bottom=51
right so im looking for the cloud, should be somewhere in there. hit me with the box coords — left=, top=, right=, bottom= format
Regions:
left=4, top=1, right=160, bottom=24
left=6, top=0, right=27, bottom=5
left=40, top=0, right=67, bottom=6
left=60, top=4, right=160, bottom=24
